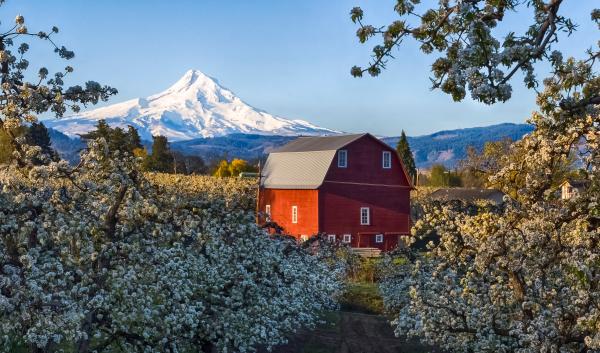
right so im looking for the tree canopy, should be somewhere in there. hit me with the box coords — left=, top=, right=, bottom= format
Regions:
left=80, top=120, right=142, bottom=156
left=350, top=1, right=590, bottom=104
left=355, top=2, right=600, bottom=352
left=213, top=158, right=258, bottom=177
left=0, top=7, right=343, bottom=353
left=427, top=164, right=462, bottom=187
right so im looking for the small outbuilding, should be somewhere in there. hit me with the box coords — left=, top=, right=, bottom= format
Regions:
left=560, top=179, right=590, bottom=200
left=258, top=133, right=413, bottom=251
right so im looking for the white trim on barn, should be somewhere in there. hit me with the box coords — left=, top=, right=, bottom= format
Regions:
left=360, top=207, right=370, bottom=225
left=292, top=206, right=298, bottom=224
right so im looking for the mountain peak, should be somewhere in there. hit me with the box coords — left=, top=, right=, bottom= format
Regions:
left=163, top=69, right=219, bottom=94
left=45, top=70, right=337, bottom=141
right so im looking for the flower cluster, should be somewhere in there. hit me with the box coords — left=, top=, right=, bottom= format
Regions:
left=0, top=141, right=343, bottom=352
left=351, top=0, right=579, bottom=104
left=380, top=48, right=600, bottom=352
left=0, top=5, right=343, bottom=352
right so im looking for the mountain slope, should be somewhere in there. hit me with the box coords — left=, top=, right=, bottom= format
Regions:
left=44, top=69, right=337, bottom=141
left=382, top=123, right=534, bottom=168
left=171, top=134, right=296, bottom=161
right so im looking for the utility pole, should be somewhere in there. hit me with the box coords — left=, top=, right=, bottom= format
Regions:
left=415, top=168, right=419, bottom=187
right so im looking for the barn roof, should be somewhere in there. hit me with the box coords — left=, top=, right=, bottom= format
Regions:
left=261, top=134, right=367, bottom=189
left=273, top=134, right=366, bottom=153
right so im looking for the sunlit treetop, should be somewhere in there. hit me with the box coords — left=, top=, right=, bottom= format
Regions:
left=351, top=0, right=597, bottom=105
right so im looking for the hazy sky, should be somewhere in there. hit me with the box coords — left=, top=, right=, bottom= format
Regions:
left=5, top=0, right=597, bottom=136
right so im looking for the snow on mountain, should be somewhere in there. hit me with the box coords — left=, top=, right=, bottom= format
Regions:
left=45, top=69, right=338, bottom=141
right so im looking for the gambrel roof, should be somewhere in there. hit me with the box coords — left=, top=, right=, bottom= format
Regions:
left=261, top=134, right=367, bottom=189
left=274, top=134, right=366, bottom=153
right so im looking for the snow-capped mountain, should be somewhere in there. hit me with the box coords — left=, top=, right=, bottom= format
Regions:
left=45, top=69, right=337, bottom=141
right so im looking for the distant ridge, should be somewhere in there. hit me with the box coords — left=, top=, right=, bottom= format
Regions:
left=49, top=123, right=534, bottom=168
left=382, top=123, right=534, bottom=168
left=45, top=69, right=337, bottom=141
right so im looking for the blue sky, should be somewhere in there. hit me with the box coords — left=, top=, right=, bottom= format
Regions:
left=5, top=0, right=597, bottom=136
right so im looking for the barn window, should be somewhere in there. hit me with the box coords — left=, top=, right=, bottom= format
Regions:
left=300, top=234, right=308, bottom=242
left=382, top=151, right=391, bottom=169
left=265, top=205, right=271, bottom=221
left=337, top=150, right=347, bottom=168
left=292, top=206, right=298, bottom=224
left=328, top=234, right=336, bottom=242
left=375, top=234, right=384, bottom=243
left=343, top=234, right=351, bottom=243
left=360, top=207, right=370, bottom=225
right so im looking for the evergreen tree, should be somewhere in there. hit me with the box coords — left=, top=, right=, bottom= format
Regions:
left=396, top=130, right=416, bottom=182
left=126, top=125, right=143, bottom=151
left=80, top=119, right=112, bottom=142
left=145, top=135, right=174, bottom=173
left=81, top=120, right=145, bottom=156
left=108, top=126, right=128, bottom=153
left=24, top=122, right=58, bottom=164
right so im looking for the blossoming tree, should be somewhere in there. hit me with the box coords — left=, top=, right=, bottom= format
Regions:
left=0, top=6, right=342, bottom=353
left=352, top=1, right=600, bottom=352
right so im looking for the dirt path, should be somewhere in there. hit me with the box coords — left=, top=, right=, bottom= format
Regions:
left=263, top=311, right=438, bottom=353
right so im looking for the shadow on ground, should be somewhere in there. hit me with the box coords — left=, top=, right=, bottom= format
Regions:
left=261, top=311, right=439, bottom=353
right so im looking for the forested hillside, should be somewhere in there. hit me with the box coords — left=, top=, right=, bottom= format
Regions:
left=48, top=123, right=533, bottom=168
left=382, top=123, right=533, bottom=168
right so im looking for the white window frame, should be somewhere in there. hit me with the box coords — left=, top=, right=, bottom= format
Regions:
left=343, top=234, right=351, bottom=243
left=327, top=234, right=336, bottom=242
left=292, top=206, right=298, bottom=224
left=382, top=151, right=392, bottom=169
left=265, top=204, right=271, bottom=215
left=360, top=207, right=370, bottom=225
left=337, top=149, right=347, bottom=168
left=375, top=234, right=384, bottom=243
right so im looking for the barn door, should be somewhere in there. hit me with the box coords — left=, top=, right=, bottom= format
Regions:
left=357, top=233, right=370, bottom=248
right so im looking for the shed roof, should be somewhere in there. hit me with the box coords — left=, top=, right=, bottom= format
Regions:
left=261, top=134, right=367, bottom=189
left=562, top=179, right=590, bottom=189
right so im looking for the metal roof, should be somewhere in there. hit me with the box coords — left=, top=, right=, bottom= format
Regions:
left=261, top=150, right=337, bottom=189
left=562, top=179, right=590, bottom=189
left=273, top=134, right=366, bottom=153
left=261, top=134, right=367, bottom=189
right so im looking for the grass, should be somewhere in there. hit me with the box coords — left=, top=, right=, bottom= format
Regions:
left=339, top=282, right=384, bottom=315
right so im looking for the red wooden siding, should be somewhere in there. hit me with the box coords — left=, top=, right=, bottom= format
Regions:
left=258, top=189, right=319, bottom=238
left=324, top=135, right=411, bottom=186
left=319, top=183, right=410, bottom=251
left=258, top=133, right=412, bottom=251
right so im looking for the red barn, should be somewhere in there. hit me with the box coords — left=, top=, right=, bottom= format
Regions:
left=258, top=133, right=413, bottom=251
